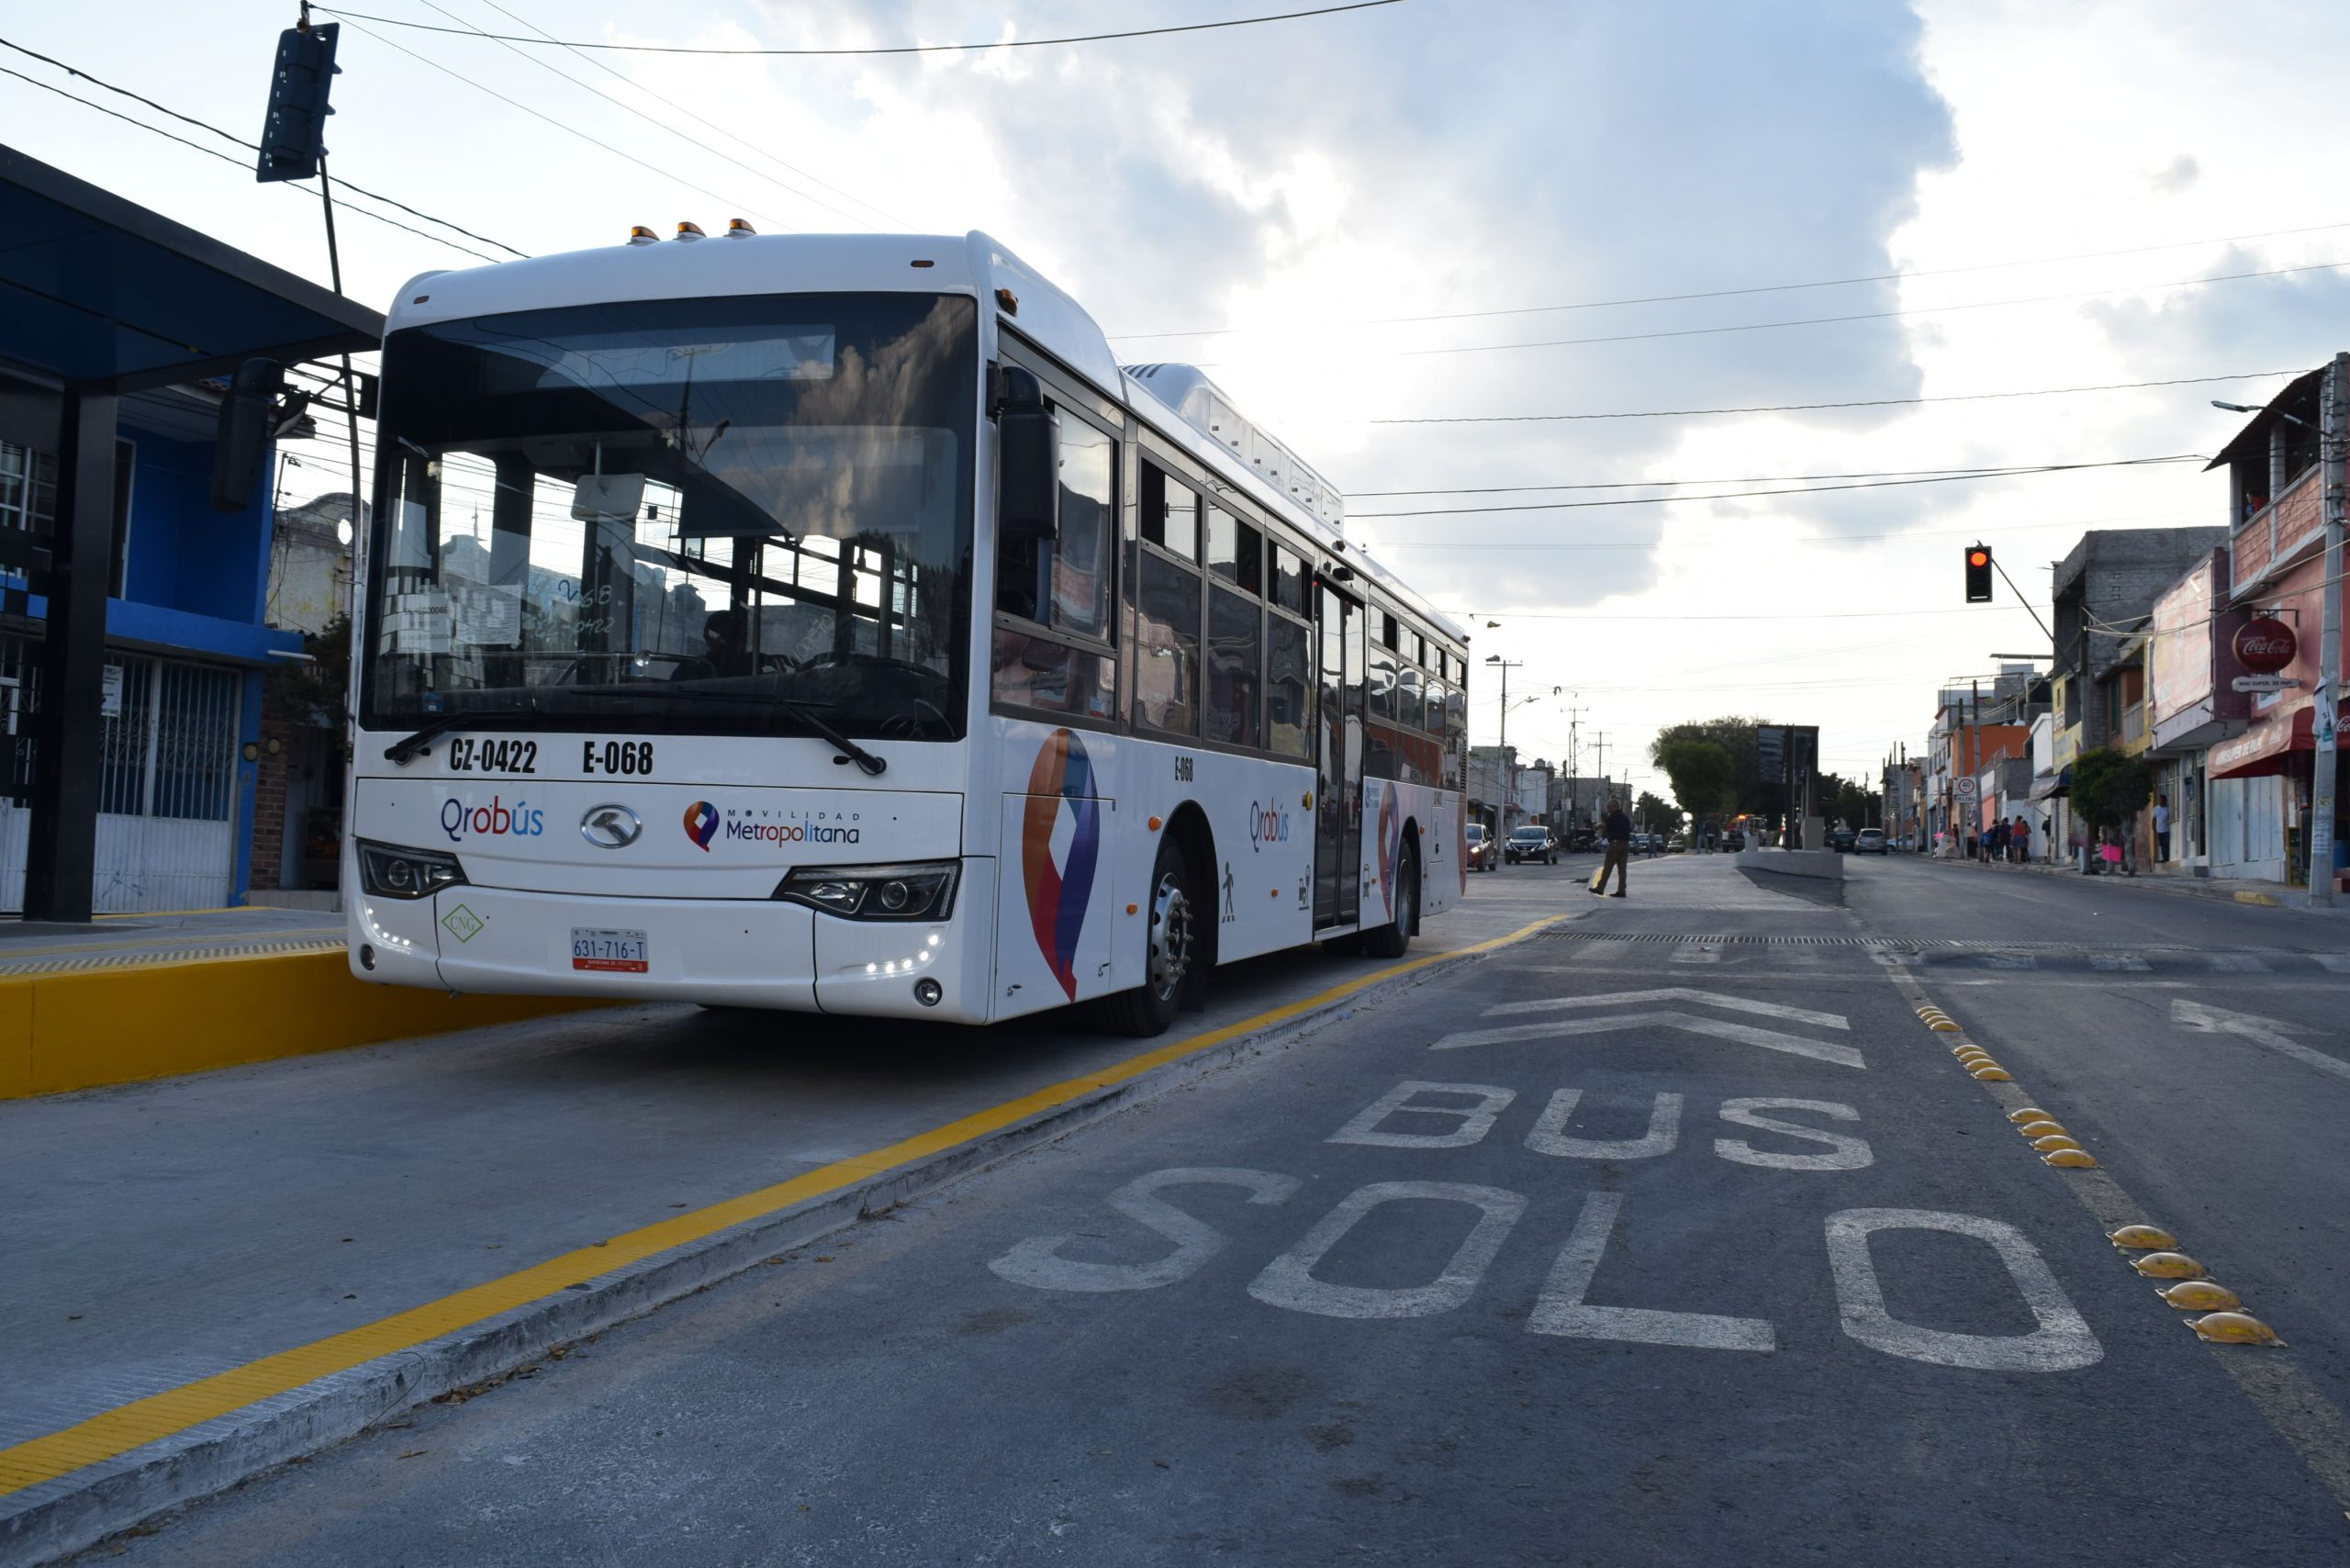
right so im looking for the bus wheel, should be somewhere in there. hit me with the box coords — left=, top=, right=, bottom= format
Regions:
left=1364, top=842, right=1417, bottom=958
left=1106, top=836, right=1195, bottom=1036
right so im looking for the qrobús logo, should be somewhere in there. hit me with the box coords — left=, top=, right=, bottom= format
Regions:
left=681, top=800, right=863, bottom=853
left=442, top=796, right=544, bottom=843
left=1247, top=799, right=1292, bottom=853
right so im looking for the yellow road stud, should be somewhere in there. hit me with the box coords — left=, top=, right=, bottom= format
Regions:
left=2157, top=1281, right=2241, bottom=1311
left=2132, top=1251, right=2207, bottom=1280
left=2030, top=1134, right=2083, bottom=1153
left=2108, top=1225, right=2177, bottom=1250
left=2018, top=1121, right=2068, bottom=1139
left=1929, top=1019, right=1962, bottom=1033
left=1955, top=1049, right=1992, bottom=1064
left=1951, top=1044, right=1985, bottom=1057
left=1967, top=1066, right=2012, bottom=1081
left=2188, top=1312, right=2284, bottom=1347
left=2007, top=1108, right=2051, bottom=1124
left=2042, top=1148, right=2098, bottom=1168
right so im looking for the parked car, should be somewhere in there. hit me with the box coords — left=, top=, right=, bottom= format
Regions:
left=1828, top=825, right=1858, bottom=852
left=1854, top=827, right=1889, bottom=855
left=1505, top=825, right=1557, bottom=865
left=1568, top=828, right=1597, bottom=853
left=1666, top=834, right=1686, bottom=853
left=1465, top=822, right=1499, bottom=872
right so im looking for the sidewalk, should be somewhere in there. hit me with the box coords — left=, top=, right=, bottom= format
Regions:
left=1912, top=853, right=2350, bottom=913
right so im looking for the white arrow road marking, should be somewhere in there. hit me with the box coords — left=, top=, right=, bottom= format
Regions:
left=2173, top=997, right=2350, bottom=1085
left=1432, top=1011, right=1864, bottom=1069
left=1480, top=987, right=1850, bottom=1030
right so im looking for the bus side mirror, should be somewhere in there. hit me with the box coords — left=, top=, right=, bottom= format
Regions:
left=993, top=364, right=1057, bottom=544
left=211, top=358, right=290, bottom=512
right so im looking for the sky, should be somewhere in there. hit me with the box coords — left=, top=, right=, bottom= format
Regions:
left=9, top=0, right=2348, bottom=801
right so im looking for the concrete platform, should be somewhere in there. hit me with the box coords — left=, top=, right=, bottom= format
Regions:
left=0, top=878, right=1584, bottom=1565
left=1730, top=846, right=1845, bottom=879
left=0, top=908, right=604, bottom=1101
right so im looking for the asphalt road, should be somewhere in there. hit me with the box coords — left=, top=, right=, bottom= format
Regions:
left=80, top=853, right=2350, bottom=1566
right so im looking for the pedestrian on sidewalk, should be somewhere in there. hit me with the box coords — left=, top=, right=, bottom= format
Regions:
left=1595, top=797, right=1632, bottom=897
left=2010, top=813, right=2031, bottom=863
left=2153, top=794, right=2171, bottom=864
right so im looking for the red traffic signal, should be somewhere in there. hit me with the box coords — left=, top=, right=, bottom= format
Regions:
left=1964, top=544, right=1994, bottom=604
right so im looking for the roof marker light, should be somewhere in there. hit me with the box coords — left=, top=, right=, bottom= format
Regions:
left=725, top=218, right=755, bottom=237
left=911, top=259, right=934, bottom=268
left=626, top=225, right=660, bottom=246
left=995, top=287, right=1019, bottom=316
left=676, top=220, right=707, bottom=242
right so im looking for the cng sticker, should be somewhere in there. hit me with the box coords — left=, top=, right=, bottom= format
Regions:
left=441, top=903, right=485, bottom=943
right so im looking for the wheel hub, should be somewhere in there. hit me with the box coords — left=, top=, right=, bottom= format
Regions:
left=1148, top=871, right=1193, bottom=998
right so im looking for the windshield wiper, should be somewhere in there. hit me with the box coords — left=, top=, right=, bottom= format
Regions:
left=657, top=688, right=886, bottom=775
left=384, top=709, right=478, bottom=765
left=382, top=692, right=617, bottom=765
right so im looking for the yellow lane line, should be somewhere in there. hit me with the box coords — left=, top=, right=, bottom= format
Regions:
left=0, top=913, right=1563, bottom=1497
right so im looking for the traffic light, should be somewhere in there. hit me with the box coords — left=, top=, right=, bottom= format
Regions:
left=255, top=24, right=340, bottom=184
left=1964, top=543, right=1994, bottom=604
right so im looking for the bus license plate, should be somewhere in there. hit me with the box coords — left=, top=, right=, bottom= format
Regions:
left=572, top=928, right=649, bottom=973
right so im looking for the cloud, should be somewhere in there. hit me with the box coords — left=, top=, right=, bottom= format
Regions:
left=2147, top=152, right=2199, bottom=194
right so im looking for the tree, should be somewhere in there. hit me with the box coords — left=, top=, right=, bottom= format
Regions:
left=2070, top=748, right=2153, bottom=833
left=1655, top=737, right=1737, bottom=823
left=1649, top=716, right=1774, bottom=816
left=263, top=613, right=351, bottom=733
left=1635, top=791, right=1684, bottom=834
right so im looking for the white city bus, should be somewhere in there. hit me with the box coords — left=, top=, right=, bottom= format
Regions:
left=347, top=228, right=1469, bottom=1035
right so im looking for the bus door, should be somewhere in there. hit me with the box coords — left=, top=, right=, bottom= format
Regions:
left=1314, top=582, right=1364, bottom=927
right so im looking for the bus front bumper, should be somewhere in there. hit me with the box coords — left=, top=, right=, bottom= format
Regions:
left=349, top=861, right=996, bottom=1025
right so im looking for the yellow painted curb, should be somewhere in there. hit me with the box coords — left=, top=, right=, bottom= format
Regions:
left=0, top=951, right=607, bottom=1100
left=2233, top=890, right=2280, bottom=907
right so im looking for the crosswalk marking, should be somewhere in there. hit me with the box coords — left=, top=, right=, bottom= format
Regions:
left=2203, top=953, right=2268, bottom=973
left=2088, top=954, right=2151, bottom=972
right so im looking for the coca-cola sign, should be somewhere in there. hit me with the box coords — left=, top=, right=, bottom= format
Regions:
left=2234, top=617, right=2298, bottom=675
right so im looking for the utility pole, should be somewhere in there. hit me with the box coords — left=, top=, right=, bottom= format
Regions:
left=2311, top=350, right=2347, bottom=905
left=1489, top=657, right=1523, bottom=832
left=1593, top=733, right=1608, bottom=805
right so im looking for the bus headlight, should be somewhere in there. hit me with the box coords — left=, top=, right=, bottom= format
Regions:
left=774, top=860, right=959, bottom=921
left=356, top=840, right=468, bottom=901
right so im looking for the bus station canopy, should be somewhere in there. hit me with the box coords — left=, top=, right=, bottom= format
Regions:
left=0, top=141, right=382, bottom=396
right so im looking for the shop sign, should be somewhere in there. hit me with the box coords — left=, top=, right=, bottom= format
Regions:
left=2233, top=617, right=2297, bottom=675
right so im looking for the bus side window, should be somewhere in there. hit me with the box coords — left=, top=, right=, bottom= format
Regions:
left=997, top=407, right=1113, bottom=641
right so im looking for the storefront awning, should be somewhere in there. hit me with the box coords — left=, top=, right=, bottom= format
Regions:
left=2208, top=706, right=2312, bottom=779
left=2030, top=767, right=2071, bottom=801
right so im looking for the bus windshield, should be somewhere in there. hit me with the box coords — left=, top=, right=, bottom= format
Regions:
left=362, top=291, right=977, bottom=742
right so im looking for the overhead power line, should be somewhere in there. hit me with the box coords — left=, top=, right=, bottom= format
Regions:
left=1369, top=369, right=2308, bottom=425
left=0, top=34, right=528, bottom=259
left=1368, top=509, right=2211, bottom=552
left=316, top=1, right=1405, bottom=55
left=472, top=0, right=905, bottom=229
left=1108, top=216, right=2350, bottom=341
left=1397, top=260, right=2350, bottom=361
left=1346, top=455, right=2203, bottom=519
left=0, top=62, right=505, bottom=263
left=330, top=13, right=793, bottom=231
left=402, top=0, right=878, bottom=230
left=1350, top=457, right=2210, bottom=498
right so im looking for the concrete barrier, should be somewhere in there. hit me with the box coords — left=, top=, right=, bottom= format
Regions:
left=0, top=951, right=606, bottom=1100
left=1732, top=847, right=1846, bottom=880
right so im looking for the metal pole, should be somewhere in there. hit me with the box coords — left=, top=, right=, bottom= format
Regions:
left=1497, top=660, right=1511, bottom=832
left=2310, top=350, right=2347, bottom=905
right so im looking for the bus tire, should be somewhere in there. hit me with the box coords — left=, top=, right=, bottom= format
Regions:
left=1363, top=841, right=1417, bottom=958
left=1104, top=835, right=1195, bottom=1037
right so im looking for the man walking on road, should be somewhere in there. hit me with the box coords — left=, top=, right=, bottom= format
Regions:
left=1596, top=797, right=1632, bottom=898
